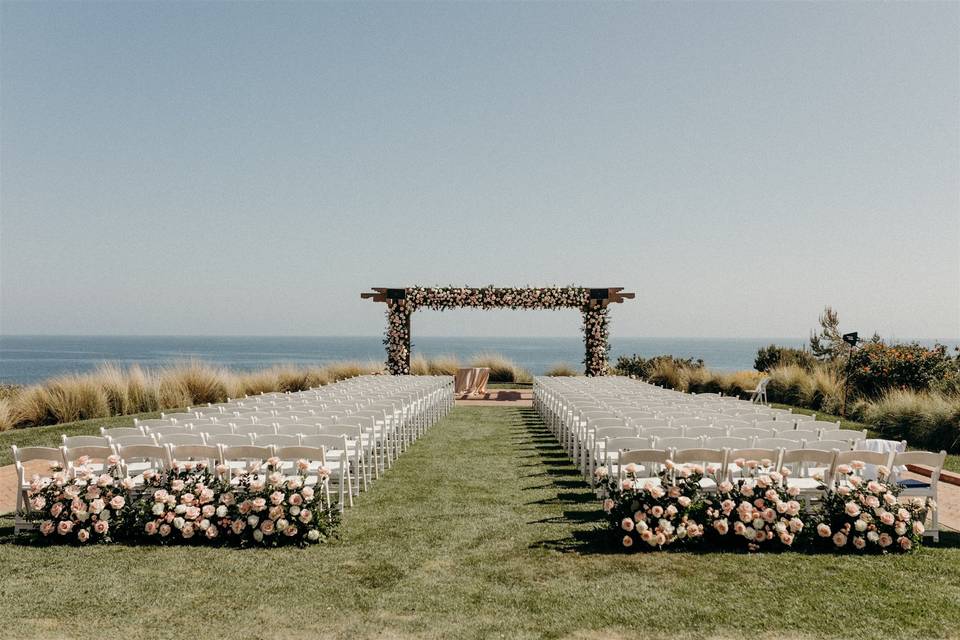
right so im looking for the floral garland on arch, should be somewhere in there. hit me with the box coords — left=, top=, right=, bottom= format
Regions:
left=382, top=286, right=611, bottom=376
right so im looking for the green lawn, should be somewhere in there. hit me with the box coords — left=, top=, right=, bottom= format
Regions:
left=1, top=406, right=959, bottom=639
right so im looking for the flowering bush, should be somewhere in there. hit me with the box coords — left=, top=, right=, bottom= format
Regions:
left=225, top=457, right=338, bottom=547
left=705, top=459, right=808, bottom=552
left=817, top=462, right=928, bottom=553
left=26, top=456, right=132, bottom=544
left=847, top=341, right=955, bottom=398
left=601, top=462, right=707, bottom=550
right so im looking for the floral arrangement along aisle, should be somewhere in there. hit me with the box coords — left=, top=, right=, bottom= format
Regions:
left=704, top=459, right=808, bottom=552
left=601, top=461, right=707, bottom=549
left=28, top=456, right=131, bottom=544
left=597, top=458, right=931, bottom=554
left=381, top=286, right=613, bottom=376
left=816, top=462, right=928, bottom=553
left=25, top=458, right=339, bottom=547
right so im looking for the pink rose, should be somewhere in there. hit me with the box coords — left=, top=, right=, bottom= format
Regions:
left=181, top=523, right=195, bottom=539
left=650, top=506, right=664, bottom=518
left=714, top=519, right=729, bottom=535
left=832, top=532, right=848, bottom=547
left=878, top=533, right=893, bottom=547
left=159, top=524, right=172, bottom=537
left=298, top=509, right=313, bottom=523
left=912, top=521, right=925, bottom=536
left=677, top=496, right=691, bottom=508
left=109, top=495, right=125, bottom=510
left=93, top=520, right=109, bottom=535
left=844, top=502, right=861, bottom=517
left=231, top=519, right=246, bottom=534
left=77, top=529, right=90, bottom=542
left=898, top=536, right=912, bottom=551
left=283, top=525, right=298, bottom=537
left=144, top=521, right=158, bottom=535
left=622, top=535, right=634, bottom=548
left=289, top=493, right=303, bottom=506
left=602, top=499, right=614, bottom=512
left=39, top=521, right=55, bottom=536
left=779, top=532, right=794, bottom=546
left=817, top=523, right=832, bottom=538
left=202, top=505, right=216, bottom=519
left=251, top=498, right=267, bottom=512
left=621, top=518, right=635, bottom=532
left=880, top=512, right=895, bottom=526
left=205, top=526, right=218, bottom=539
left=50, top=502, right=63, bottom=518
left=185, top=506, right=201, bottom=520
left=718, top=481, right=733, bottom=494
left=57, top=520, right=74, bottom=535
left=301, top=486, right=315, bottom=500
left=260, top=520, right=275, bottom=535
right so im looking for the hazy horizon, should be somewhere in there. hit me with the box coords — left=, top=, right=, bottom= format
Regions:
left=2, top=2, right=958, bottom=340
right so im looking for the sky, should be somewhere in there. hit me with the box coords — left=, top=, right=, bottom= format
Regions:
left=1, top=1, right=958, bottom=340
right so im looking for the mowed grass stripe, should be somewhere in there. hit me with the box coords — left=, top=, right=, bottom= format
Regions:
left=1, top=407, right=959, bottom=639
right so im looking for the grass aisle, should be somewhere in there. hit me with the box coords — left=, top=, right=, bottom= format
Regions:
left=1, top=407, right=959, bottom=639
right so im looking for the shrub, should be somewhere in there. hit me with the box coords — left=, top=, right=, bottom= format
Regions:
left=754, top=345, right=816, bottom=372
left=614, top=354, right=704, bottom=379
left=0, top=398, right=14, bottom=432
left=765, top=365, right=814, bottom=407
left=409, top=355, right=431, bottom=376
left=545, top=363, right=578, bottom=377
left=646, top=359, right=689, bottom=392
left=853, top=389, right=960, bottom=454
left=847, top=341, right=955, bottom=398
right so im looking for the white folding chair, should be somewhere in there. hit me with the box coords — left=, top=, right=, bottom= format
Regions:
left=12, top=446, right=63, bottom=533
left=890, top=450, right=947, bottom=542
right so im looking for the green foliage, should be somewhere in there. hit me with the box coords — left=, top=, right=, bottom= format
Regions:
left=544, top=363, right=578, bottom=377
left=847, top=341, right=957, bottom=398
left=755, top=344, right=816, bottom=372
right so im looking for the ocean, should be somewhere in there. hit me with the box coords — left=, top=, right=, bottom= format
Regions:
left=0, top=335, right=819, bottom=384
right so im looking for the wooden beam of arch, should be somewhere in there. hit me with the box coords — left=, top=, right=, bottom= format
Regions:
left=361, top=287, right=635, bottom=305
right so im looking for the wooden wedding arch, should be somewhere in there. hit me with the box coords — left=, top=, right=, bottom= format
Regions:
left=362, top=286, right=634, bottom=376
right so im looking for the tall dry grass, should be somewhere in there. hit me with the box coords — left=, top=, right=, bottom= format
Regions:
left=545, top=363, right=578, bottom=377
left=469, top=353, right=532, bottom=383
left=0, top=360, right=384, bottom=432
left=853, top=389, right=960, bottom=453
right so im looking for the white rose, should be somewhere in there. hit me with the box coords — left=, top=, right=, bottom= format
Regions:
left=152, top=503, right=165, bottom=516
left=306, top=529, right=320, bottom=541
left=76, top=511, right=89, bottom=522
left=867, top=531, right=879, bottom=543
left=247, top=515, right=259, bottom=527
left=100, top=509, right=110, bottom=521
left=175, top=504, right=186, bottom=515
left=173, top=517, right=185, bottom=530
left=253, top=530, right=264, bottom=542
left=289, top=506, right=301, bottom=517
left=198, top=519, right=210, bottom=530
left=855, top=519, right=867, bottom=532
left=216, top=505, right=228, bottom=518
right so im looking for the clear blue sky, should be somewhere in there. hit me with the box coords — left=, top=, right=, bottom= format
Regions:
left=1, top=1, right=957, bottom=340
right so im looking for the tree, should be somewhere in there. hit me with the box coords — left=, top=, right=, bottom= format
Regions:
left=809, top=306, right=849, bottom=361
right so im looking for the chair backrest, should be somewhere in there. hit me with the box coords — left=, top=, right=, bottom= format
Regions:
left=617, top=449, right=671, bottom=479
left=792, top=414, right=817, bottom=423
left=166, top=444, right=221, bottom=466
left=809, top=420, right=842, bottom=431
left=300, top=434, right=350, bottom=453
left=642, top=426, right=684, bottom=438
left=834, top=449, right=893, bottom=471
left=255, top=434, right=301, bottom=447
left=673, top=418, right=714, bottom=429
left=728, top=448, right=781, bottom=469
left=147, top=425, right=192, bottom=436
left=754, top=420, right=782, bottom=431
left=161, top=411, right=199, bottom=423
left=891, top=450, right=947, bottom=484
left=205, top=433, right=254, bottom=446
left=198, top=424, right=234, bottom=436
left=277, top=423, right=321, bottom=436
left=781, top=447, right=836, bottom=476
left=703, top=436, right=752, bottom=449
left=111, top=434, right=158, bottom=447
left=134, top=418, right=175, bottom=429
left=157, top=433, right=207, bottom=446
left=685, top=426, right=726, bottom=438
left=808, top=439, right=852, bottom=451
left=62, top=444, right=115, bottom=467
left=605, top=436, right=655, bottom=454
left=594, top=427, right=637, bottom=443
left=716, top=419, right=755, bottom=429
left=655, top=436, right=702, bottom=451
left=101, top=427, right=144, bottom=438
left=730, top=427, right=773, bottom=439
left=632, top=418, right=672, bottom=430
left=116, top=444, right=169, bottom=471
left=671, top=447, right=727, bottom=469
left=234, top=424, right=277, bottom=436
left=62, top=435, right=111, bottom=447
left=12, top=446, right=63, bottom=483
left=319, top=424, right=363, bottom=439
left=754, top=437, right=803, bottom=449
left=825, top=429, right=867, bottom=443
